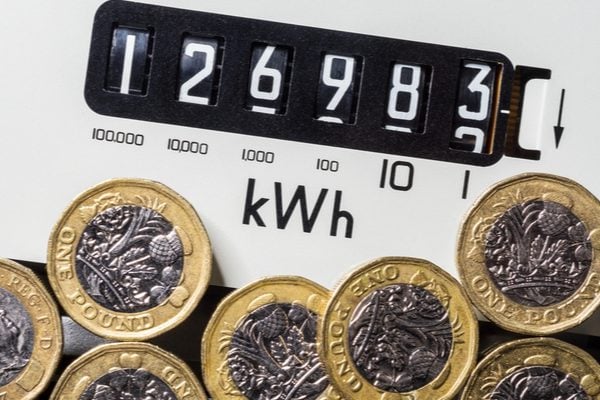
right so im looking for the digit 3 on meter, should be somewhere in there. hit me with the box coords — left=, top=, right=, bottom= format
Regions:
left=85, top=0, right=549, bottom=167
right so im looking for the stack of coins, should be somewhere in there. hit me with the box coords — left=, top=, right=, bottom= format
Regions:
left=461, top=337, right=600, bottom=399
left=201, top=258, right=479, bottom=400
left=45, top=178, right=212, bottom=399
left=457, top=173, right=600, bottom=335
left=2, top=173, right=600, bottom=399
left=200, top=172, right=600, bottom=400
left=320, top=257, right=479, bottom=400
left=457, top=173, right=600, bottom=398
left=202, top=276, right=335, bottom=399
left=0, top=258, right=61, bottom=399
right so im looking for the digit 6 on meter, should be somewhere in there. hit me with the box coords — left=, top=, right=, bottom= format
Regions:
left=245, top=43, right=292, bottom=115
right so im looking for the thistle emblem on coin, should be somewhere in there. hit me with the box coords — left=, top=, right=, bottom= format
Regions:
left=48, top=179, right=212, bottom=341
left=76, top=197, right=184, bottom=312
left=490, top=366, right=589, bottom=400
left=459, top=338, right=600, bottom=400
left=321, top=258, right=477, bottom=400
left=485, top=200, right=592, bottom=307
left=223, top=302, right=328, bottom=400
left=348, top=283, right=453, bottom=392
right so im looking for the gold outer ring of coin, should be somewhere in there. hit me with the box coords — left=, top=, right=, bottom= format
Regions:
left=321, top=256, right=478, bottom=400
left=457, top=173, right=600, bottom=335
left=50, top=342, right=207, bottom=399
left=0, top=258, right=62, bottom=399
left=460, top=337, right=600, bottom=399
left=201, top=276, right=339, bottom=400
left=46, top=178, right=212, bottom=341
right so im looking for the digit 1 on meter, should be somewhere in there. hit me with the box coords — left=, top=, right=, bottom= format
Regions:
left=450, top=60, right=498, bottom=153
left=105, top=26, right=152, bottom=95
left=383, top=63, right=430, bottom=133
left=245, top=43, right=292, bottom=115
left=315, top=54, right=362, bottom=124
left=178, top=36, right=223, bottom=105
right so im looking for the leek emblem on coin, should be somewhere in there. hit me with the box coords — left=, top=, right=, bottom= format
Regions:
left=202, top=276, right=336, bottom=400
left=458, top=173, right=600, bottom=334
left=51, top=342, right=207, bottom=399
left=47, top=178, right=212, bottom=340
left=0, top=258, right=62, bottom=399
left=460, top=337, right=600, bottom=400
left=321, top=257, right=478, bottom=400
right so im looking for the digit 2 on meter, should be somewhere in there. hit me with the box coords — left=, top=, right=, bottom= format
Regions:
left=178, top=35, right=223, bottom=106
left=85, top=1, right=516, bottom=166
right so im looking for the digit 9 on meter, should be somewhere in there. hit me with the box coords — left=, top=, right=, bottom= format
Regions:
left=177, top=35, right=224, bottom=106
left=315, top=54, right=362, bottom=124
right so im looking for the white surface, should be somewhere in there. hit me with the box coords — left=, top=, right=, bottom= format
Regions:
left=0, top=1, right=598, bottom=332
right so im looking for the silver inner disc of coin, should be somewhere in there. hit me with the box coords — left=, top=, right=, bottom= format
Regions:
left=0, top=287, right=34, bottom=386
left=227, top=302, right=329, bottom=400
left=491, top=366, right=590, bottom=400
left=80, top=368, right=177, bottom=400
left=348, top=283, right=453, bottom=392
left=485, top=200, right=592, bottom=307
left=76, top=205, right=184, bottom=313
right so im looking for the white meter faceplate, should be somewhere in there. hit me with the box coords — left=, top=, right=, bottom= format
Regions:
left=0, top=1, right=598, bottom=333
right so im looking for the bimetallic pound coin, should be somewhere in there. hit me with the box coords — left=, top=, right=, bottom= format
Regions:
left=202, top=276, right=337, bottom=400
left=0, top=258, right=62, bottom=399
left=321, top=257, right=478, bottom=400
left=460, top=337, right=600, bottom=400
left=457, top=173, right=600, bottom=334
left=51, top=342, right=207, bottom=399
left=47, top=178, right=212, bottom=340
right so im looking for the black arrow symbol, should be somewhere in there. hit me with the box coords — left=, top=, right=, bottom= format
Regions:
left=554, top=89, right=565, bottom=148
